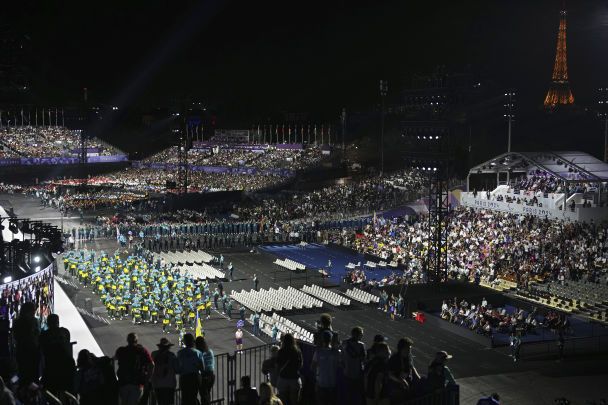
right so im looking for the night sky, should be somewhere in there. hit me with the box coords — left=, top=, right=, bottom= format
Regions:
left=5, top=0, right=608, bottom=121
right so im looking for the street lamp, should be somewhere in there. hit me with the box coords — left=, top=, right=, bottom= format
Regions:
left=379, top=80, right=388, bottom=175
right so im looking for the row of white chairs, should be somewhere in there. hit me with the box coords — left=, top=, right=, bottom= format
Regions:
left=345, top=287, right=380, bottom=304
left=231, top=286, right=323, bottom=312
left=273, top=258, right=306, bottom=271
left=155, top=249, right=214, bottom=265
left=177, top=263, right=225, bottom=280
left=258, top=313, right=314, bottom=343
left=301, top=284, right=351, bottom=307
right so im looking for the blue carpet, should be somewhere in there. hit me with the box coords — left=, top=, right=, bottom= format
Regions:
left=260, top=243, right=390, bottom=283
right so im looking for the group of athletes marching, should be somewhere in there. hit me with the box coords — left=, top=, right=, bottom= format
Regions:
left=63, top=250, right=236, bottom=338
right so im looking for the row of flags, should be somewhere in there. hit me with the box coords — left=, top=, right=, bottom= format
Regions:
left=0, top=108, right=65, bottom=128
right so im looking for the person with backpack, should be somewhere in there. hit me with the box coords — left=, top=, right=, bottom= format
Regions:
left=114, top=333, right=154, bottom=405
left=151, top=338, right=178, bottom=405
left=364, top=341, right=390, bottom=405
left=196, top=337, right=216, bottom=405
left=341, top=326, right=366, bottom=405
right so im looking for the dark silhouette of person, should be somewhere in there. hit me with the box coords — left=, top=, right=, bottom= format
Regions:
left=151, top=338, right=178, bottom=405
left=176, top=333, right=203, bottom=405
left=12, top=302, right=40, bottom=385
left=234, top=375, right=259, bottom=405
left=114, top=333, right=154, bottom=405
left=75, top=349, right=105, bottom=405
left=195, top=336, right=215, bottom=405
left=40, top=314, right=76, bottom=396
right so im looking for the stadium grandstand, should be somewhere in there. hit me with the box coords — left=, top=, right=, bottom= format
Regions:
left=463, top=151, right=608, bottom=222
left=0, top=125, right=127, bottom=163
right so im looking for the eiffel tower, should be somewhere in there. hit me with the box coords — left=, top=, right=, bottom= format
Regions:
left=544, top=3, right=574, bottom=109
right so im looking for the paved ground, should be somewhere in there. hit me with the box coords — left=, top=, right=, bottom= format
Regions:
left=4, top=192, right=608, bottom=404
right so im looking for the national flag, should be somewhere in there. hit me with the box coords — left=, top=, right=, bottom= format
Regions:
left=195, top=311, right=203, bottom=338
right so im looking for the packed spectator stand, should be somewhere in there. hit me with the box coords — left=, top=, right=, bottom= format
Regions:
left=0, top=126, right=125, bottom=159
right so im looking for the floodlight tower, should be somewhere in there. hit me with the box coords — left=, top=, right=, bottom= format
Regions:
left=598, top=87, right=608, bottom=162
left=504, top=91, right=516, bottom=152
left=379, top=80, right=388, bottom=175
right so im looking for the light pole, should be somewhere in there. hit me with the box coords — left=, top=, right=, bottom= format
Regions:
left=598, top=87, right=608, bottom=162
left=379, top=80, right=388, bottom=175
left=341, top=108, right=346, bottom=152
left=504, top=91, right=516, bottom=153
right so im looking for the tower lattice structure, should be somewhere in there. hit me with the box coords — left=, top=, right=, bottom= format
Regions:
left=544, top=6, right=574, bottom=108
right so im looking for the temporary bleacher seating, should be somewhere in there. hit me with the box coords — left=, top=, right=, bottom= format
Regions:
left=517, top=280, right=608, bottom=323
left=256, top=313, right=314, bottom=344
left=273, top=258, right=306, bottom=271
left=176, top=263, right=225, bottom=280
left=344, top=287, right=380, bottom=304
left=479, top=277, right=517, bottom=292
left=155, top=249, right=214, bottom=265
left=301, top=284, right=351, bottom=307
left=231, top=286, right=323, bottom=312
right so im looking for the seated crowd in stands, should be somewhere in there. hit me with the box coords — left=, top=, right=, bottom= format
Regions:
left=236, top=169, right=426, bottom=222
left=337, top=206, right=608, bottom=288
left=141, top=144, right=325, bottom=171
left=440, top=297, right=541, bottom=337
left=0, top=126, right=123, bottom=158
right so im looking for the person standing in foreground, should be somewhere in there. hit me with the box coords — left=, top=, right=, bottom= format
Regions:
left=341, top=327, right=366, bottom=405
left=176, top=333, right=204, bottom=405
left=196, top=336, right=215, bottom=405
left=276, top=334, right=303, bottom=405
left=114, top=333, right=154, bottom=405
left=150, top=338, right=178, bottom=405
left=427, top=351, right=456, bottom=391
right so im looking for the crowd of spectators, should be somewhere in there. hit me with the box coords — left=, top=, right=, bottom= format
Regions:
left=339, top=206, right=608, bottom=287
left=140, top=144, right=325, bottom=172
left=0, top=269, right=53, bottom=329
left=439, top=297, right=543, bottom=337
left=513, top=171, right=564, bottom=194
left=0, top=126, right=123, bottom=158
left=236, top=170, right=426, bottom=222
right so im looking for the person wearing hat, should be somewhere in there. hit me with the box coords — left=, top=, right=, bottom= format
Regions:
left=427, top=351, right=456, bottom=391
left=151, top=338, right=178, bottom=405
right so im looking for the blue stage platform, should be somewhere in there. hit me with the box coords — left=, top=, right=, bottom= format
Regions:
left=259, top=243, right=391, bottom=284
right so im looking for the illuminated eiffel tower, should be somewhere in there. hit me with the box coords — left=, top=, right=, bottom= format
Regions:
left=544, top=3, right=574, bottom=109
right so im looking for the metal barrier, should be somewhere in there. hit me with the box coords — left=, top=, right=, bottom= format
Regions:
left=145, top=342, right=458, bottom=405
left=519, top=333, right=608, bottom=359
left=139, top=344, right=270, bottom=405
